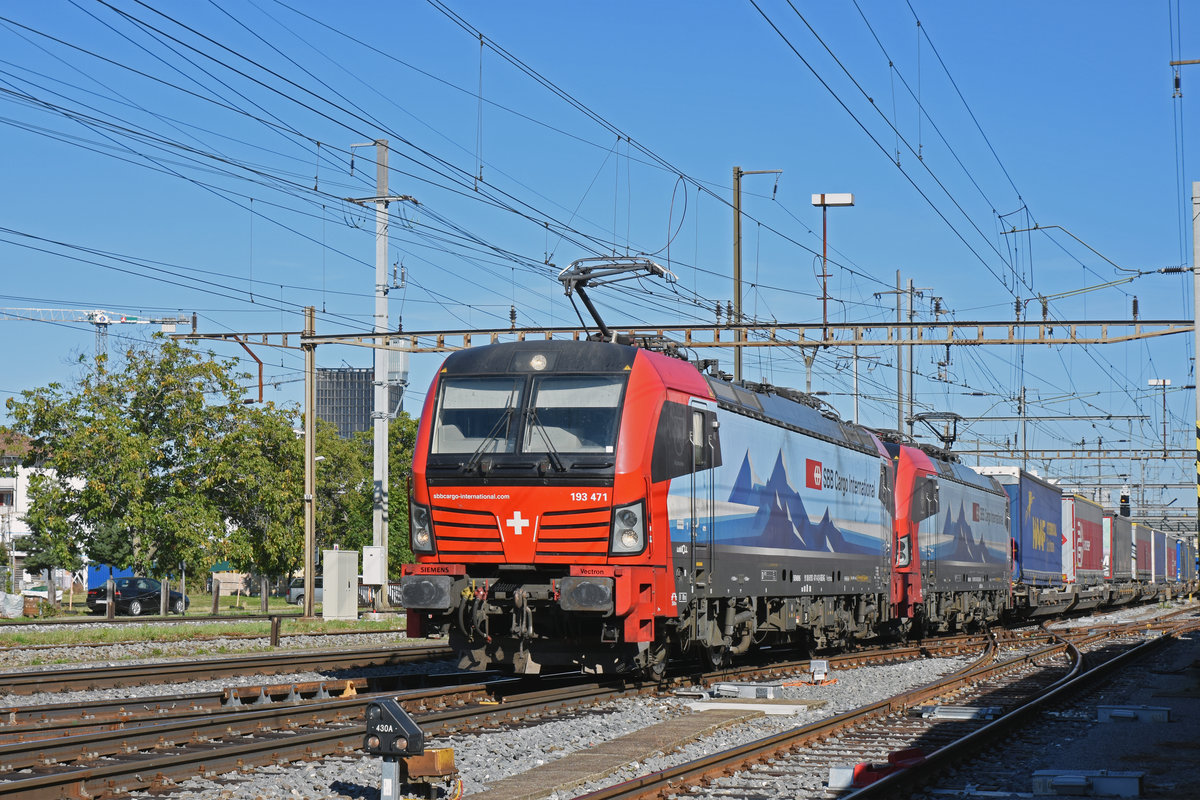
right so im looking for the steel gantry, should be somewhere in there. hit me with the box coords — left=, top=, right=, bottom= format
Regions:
left=290, top=317, right=1191, bottom=353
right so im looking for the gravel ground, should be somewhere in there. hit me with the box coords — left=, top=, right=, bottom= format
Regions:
left=1047, top=597, right=1194, bottom=630
left=122, top=654, right=974, bottom=800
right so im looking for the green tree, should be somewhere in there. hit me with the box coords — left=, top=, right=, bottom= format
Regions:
left=6, top=338, right=302, bottom=585
left=20, top=474, right=83, bottom=577
left=217, top=403, right=304, bottom=581
left=314, top=421, right=371, bottom=553
left=307, top=411, right=419, bottom=578
left=387, top=412, right=419, bottom=572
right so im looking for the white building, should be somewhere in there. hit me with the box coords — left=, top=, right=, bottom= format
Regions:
left=0, top=431, right=37, bottom=589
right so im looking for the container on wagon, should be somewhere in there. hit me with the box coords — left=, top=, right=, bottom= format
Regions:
left=1061, top=495, right=1104, bottom=586
left=976, top=467, right=1061, bottom=586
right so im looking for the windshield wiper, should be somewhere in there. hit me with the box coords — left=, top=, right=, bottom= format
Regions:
left=526, top=407, right=566, bottom=472
left=463, top=400, right=515, bottom=473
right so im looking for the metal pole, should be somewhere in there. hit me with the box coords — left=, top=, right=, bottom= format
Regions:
left=303, top=305, right=316, bottom=620
left=907, top=278, right=914, bottom=437
left=896, top=270, right=903, bottom=433
left=853, top=343, right=859, bottom=424
left=1020, top=386, right=1028, bottom=470
left=732, top=168, right=781, bottom=384
left=733, top=166, right=742, bottom=383
left=822, top=204, right=829, bottom=341
left=1193, top=180, right=1200, bottom=561
left=373, top=141, right=391, bottom=607
left=1163, top=381, right=1169, bottom=456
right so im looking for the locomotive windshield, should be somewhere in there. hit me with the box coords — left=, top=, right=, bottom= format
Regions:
left=523, top=375, right=624, bottom=454
left=431, top=373, right=625, bottom=456
left=431, top=376, right=522, bottom=454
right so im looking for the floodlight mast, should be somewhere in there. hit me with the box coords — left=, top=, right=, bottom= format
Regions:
left=558, top=257, right=676, bottom=341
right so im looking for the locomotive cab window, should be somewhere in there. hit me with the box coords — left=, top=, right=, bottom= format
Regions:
left=431, top=377, right=523, bottom=454
left=909, top=473, right=940, bottom=522
left=523, top=375, right=625, bottom=454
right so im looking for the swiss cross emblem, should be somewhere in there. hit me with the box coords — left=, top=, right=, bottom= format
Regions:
left=805, top=459, right=822, bottom=490
left=506, top=511, right=531, bottom=535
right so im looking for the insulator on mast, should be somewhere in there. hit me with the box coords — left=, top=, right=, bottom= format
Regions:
left=509, top=305, right=517, bottom=330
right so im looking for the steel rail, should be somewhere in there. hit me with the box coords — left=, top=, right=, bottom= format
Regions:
left=0, top=612, right=318, bottom=626
left=0, top=676, right=650, bottom=799
left=0, top=634, right=986, bottom=731
left=843, top=621, right=1199, bottom=798
left=570, top=630, right=1125, bottom=800
left=0, top=634, right=995, bottom=798
left=0, top=643, right=451, bottom=695
left=0, top=625, right=409, bottom=654
left=571, top=610, right=1193, bottom=800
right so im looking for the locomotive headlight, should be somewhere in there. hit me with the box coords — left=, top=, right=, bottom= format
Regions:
left=610, top=501, right=646, bottom=555
left=530, top=353, right=548, bottom=371
left=410, top=502, right=436, bottom=554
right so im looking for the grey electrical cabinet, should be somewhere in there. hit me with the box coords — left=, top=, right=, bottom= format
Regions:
left=322, top=549, right=359, bottom=621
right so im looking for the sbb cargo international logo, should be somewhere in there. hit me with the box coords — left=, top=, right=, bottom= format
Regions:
left=806, top=459, right=822, bottom=490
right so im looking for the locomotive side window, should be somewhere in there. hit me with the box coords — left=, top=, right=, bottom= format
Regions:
left=431, top=377, right=522, bottom=454
left=652, top=402, right=721, bottom=482
left=523, top=375, right=625, bottom=454
left=691, top=411, right=705, bottom=464
left=910, top=473, right=940, bottom=522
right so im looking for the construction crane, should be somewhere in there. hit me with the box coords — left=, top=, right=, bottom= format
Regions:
left=0, top=308, right=195, bottom=357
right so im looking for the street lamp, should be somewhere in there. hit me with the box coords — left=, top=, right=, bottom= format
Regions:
left=811, top=193, right=855, bottom=343
left=1149, top=378, right=1171, bottom=455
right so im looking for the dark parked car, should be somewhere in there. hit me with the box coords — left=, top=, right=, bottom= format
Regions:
left=87, top=577, right=190, bottom=616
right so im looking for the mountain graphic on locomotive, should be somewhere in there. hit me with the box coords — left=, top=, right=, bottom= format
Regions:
left=398, top=263, right=1197, bottom=676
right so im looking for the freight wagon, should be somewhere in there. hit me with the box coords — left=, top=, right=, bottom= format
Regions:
left=1102, top=512, right=1137, bottom=605
left=1061, top=495, right=1106, bottom=609
left=977, top=467, right=1073, bottom=617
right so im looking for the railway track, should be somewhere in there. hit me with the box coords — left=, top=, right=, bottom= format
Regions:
left=0, top=642, right=453, bottom=695
left=0, top=624, right=410, bottom=656
left=0, top=634, right=988, bottom=799
left=564, top=609, right=1199, bottom=800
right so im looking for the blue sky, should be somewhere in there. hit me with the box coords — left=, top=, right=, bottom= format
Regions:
left=0, top=1, right=1196, bottom=519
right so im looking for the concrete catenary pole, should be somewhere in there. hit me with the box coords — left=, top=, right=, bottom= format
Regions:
left=303, top=305, right=316, bottom=619
left=372, top=141, right=390, bottom=606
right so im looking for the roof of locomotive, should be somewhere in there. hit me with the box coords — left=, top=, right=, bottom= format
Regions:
left=434, top=339, right=885, bottom=456
left=704, top=374, right=883, bottom=455
left=437, top=338, right=640, bottom=374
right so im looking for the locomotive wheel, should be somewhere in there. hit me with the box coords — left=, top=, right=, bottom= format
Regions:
left=645, top=638, right=670, bottom=680
left=702, top=643, right=730, bottom=670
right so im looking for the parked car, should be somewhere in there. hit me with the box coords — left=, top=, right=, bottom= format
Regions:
left=287, top=577, right=373, bottom=607
left=86, top=576, right=189, bottom=615
left=286, top=576, right=322, bottom=605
